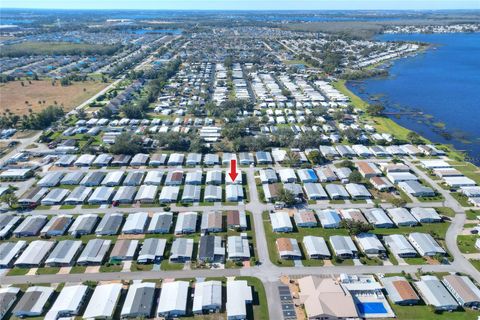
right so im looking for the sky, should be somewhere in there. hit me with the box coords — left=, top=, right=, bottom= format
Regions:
left=1, top=0, right=479, bottom=10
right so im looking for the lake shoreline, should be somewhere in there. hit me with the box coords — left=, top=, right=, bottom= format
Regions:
left=345, top=32, right=480, bottom=165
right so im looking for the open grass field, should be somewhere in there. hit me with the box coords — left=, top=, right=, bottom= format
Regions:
left=0, top=80, right=109, bottom=115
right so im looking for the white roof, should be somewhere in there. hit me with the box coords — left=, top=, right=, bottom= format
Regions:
left=270, top=211, right=292, bottom=231
left=45, top=285, right=88, bottom=320
left=83, top=283, right=122, bottom=319
left=122, top=212, right=148, bottom=233
left=226, top=280, right=252, bottom=319
left=192, top=281, right=222, bottom=313
left=157, top=281, right=189, bottom=314
left=15, top=240, right=54, bottom=266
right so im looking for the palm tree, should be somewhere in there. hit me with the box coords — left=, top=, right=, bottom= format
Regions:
left=284, top=150, right=300, bottom=167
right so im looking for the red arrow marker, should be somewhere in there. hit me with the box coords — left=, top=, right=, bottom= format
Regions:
left=228, top=159, right=238, bottom=182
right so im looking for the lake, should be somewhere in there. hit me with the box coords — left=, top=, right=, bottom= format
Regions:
left=347, top=33, right=480, bottom=164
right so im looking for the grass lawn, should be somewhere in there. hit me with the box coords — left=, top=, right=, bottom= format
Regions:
left=81, top=204, right=101, bottom=209
left=60, top=204, right=76, bottom=209
left=161, top=260, right=184, bottom=271
left=131, top=262, right=154, bottom=272
left=99, top=263, right=122, bottom=273
left=403, top=257, right=427, bottom=265
left=0, top=79, right=110, bottom=115
left=436, top=207, right=456, bottom=217
left=469, top=259, right=480, bottom=271
left=35, top=267, right=60, bottom=275
left=391, top=303, right=479, bottom=320
left=448, top=161, right=480, bottom=185
left=466, top=210, right=480, bottom=220
left=69, top=265, right=87, bottom=274
left=457, top=235, right=479, bottom=254
left=451, top=192, right=473, bottom=207
left=6, top=267, right=29, bottom=276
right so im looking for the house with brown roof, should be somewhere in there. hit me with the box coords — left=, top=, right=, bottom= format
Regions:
left=381, top=276, right=420, bottom=305
left=294, top=210, right=318, bottom=228
left=276, top=238, right=301, bottom=260
left=226, top=210, right=247, bottom=230
left=356, top=161, right=381, bottom=178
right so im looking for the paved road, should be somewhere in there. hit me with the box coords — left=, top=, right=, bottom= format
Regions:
left=1, top=158, right=479, bottom=319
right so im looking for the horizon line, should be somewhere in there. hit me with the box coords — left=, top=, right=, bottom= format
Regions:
left=2, top=7, right=480, bottom=11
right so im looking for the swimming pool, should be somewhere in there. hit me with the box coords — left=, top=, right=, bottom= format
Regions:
left=357, top=302, right=387, bottom=314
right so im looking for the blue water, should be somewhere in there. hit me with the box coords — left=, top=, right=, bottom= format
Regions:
left=347, top=33, right=480, bottom=164
left=357, top=302, right=387, bottom=314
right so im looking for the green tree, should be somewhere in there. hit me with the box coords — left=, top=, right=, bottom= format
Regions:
left=392, top=198, right=407, bottom=207
left=339, top=219, right=373, bottom=236
left=307, top=150, right=326, bottom=165
left=366, top=104, right=385, bottom=116
left=0, top=193, right=18, bottom=209
left=406, top=131, right=423, bottom=144
left=277, top=187, right=296, bottom=206
left=348, top=170, right=363, bottom=183
left=110, top=132, right=144, bottom=155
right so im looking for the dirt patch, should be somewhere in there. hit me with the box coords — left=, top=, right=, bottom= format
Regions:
left=0, top=79, right=109, bottom=115
left=118, top=234, right=145, bottom=240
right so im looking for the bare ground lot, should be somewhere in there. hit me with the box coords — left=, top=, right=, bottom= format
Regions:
left=0, top=80, right=109, bottom=115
